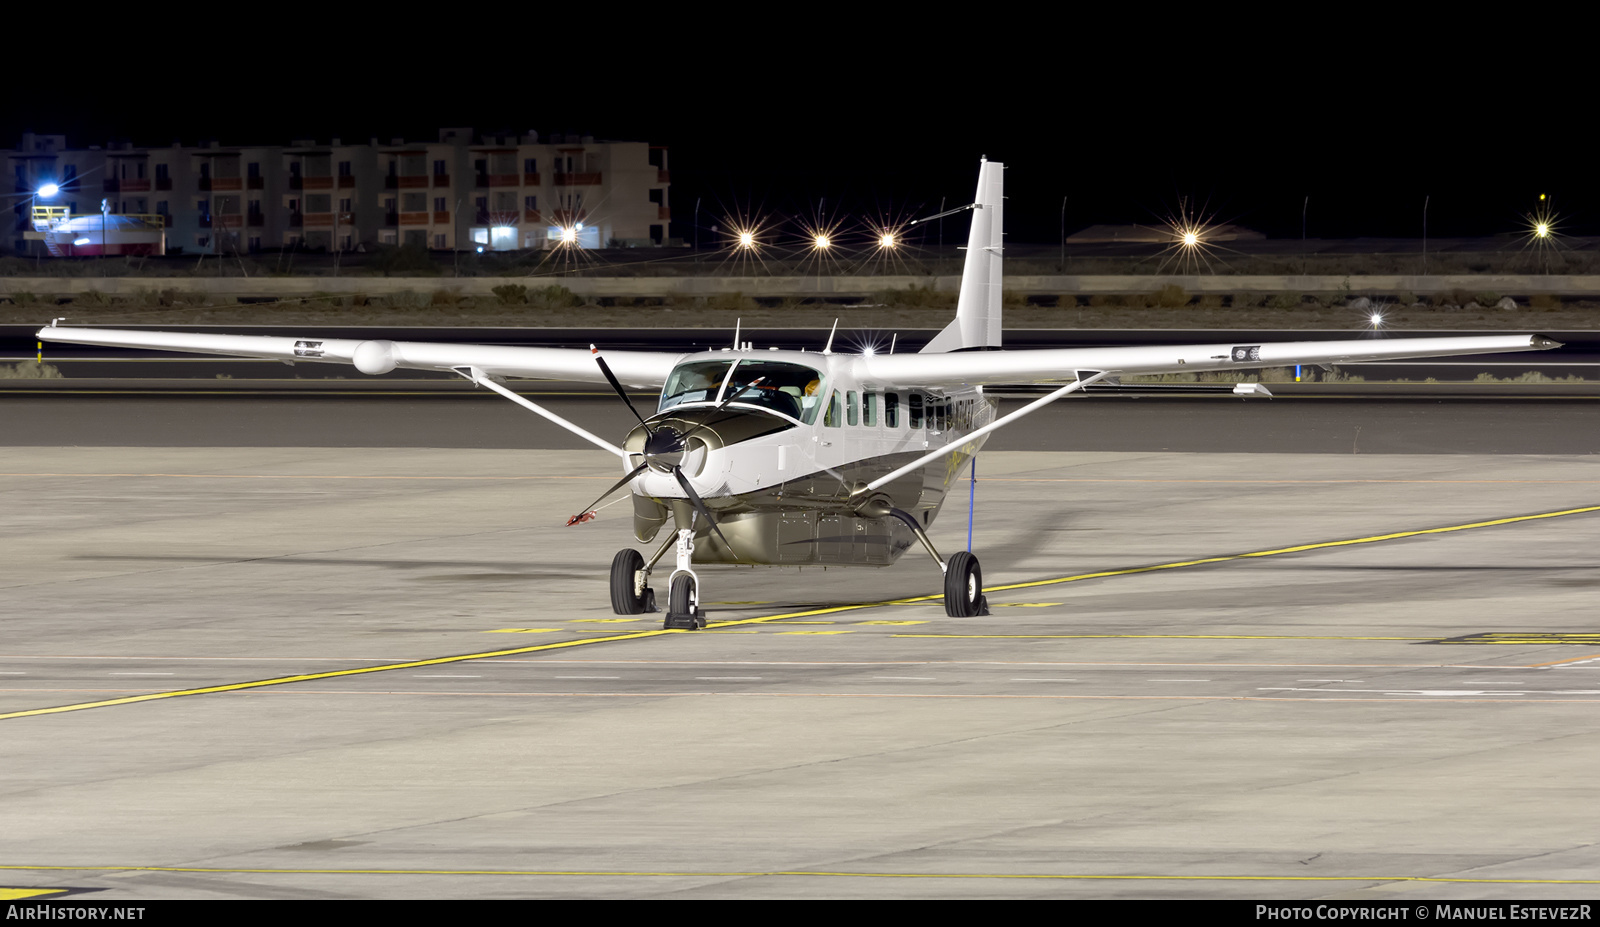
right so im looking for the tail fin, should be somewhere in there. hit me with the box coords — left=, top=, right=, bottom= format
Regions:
left=920, top=158, right=1003, bottom=354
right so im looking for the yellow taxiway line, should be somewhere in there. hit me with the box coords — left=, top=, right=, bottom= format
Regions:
left=3, top=502, right=1598, bottom=723
left=1, top=864, right=1598, bottom=885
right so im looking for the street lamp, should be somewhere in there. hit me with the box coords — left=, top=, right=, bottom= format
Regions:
left=37, top=183, right=60, bottom=198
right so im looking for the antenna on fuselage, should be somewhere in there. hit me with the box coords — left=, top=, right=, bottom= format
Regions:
left=733, top=318, right=741, bottom=351
left=822, top=318, right=839, bottom=355
left=890, top=333, right=897, bottom=355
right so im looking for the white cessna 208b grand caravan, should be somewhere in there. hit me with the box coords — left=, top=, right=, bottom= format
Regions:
left=39, top=159, right=1559, bottom=627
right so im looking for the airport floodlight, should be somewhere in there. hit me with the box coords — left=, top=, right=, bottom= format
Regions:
left=879, top=233, right=896, bottom=249
left=1182, top=231, right=1199, bottom=247
left=561, top=227, right=577, bottom=244
left=1370, top=313, right=1384, bottom=328
left=814, top=235, right=830, bottom=250
left=38, top=183, right=60, bottom=198
left=738, top=231, right=755, bottom=249
left=1536, top=223, right=1550, bottom=239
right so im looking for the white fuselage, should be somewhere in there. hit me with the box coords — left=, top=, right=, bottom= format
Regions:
left=628, top=348, right=996, bottom=567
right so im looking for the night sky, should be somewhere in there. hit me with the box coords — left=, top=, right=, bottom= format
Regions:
left=5, top=22, right=1576, bottom=246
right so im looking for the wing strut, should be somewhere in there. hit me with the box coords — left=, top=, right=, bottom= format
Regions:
left=863, top=371, right=1112, bottom=493
left=451, top=366, right=631, bottom=460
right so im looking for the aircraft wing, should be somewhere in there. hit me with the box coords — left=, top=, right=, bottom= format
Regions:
left=34, top=326, right=684, bottom=387
left=856, top=334, right=1562, bottom=387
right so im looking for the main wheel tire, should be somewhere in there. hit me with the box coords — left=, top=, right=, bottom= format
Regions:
left=669, top=573, right=697, bottom=617
left=609, top=549, right=647, bottom=614
left=944, top=551, right=984, bottom=617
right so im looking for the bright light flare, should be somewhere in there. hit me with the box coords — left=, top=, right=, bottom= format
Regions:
left=879, top=233, right=896, bottom=249
left=1145, top=197, right=1230, bottom=275
left=1370, top=313, right=1384, bottom=327
left=738, top=231, right=756, bottom=248
left=814, top=235, right=830, bottom=249
left=561, top=226, right=578, bottom=244
left=37, top=183, right=60, bottom=198
left=1535, top=222, right=1550, bottom=239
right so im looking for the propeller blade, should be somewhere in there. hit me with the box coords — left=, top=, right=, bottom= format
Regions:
left=673, top=466, right=732, bottom=551
left=567, top=461, right=650, bottom=526
left=592, top=347, right=652, bottom=432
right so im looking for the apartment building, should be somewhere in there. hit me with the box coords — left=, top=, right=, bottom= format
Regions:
left=7, top=129, right=671, bottom=254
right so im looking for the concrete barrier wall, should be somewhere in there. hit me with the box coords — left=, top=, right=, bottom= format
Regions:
left=4, top=274, right=1600, bottom=299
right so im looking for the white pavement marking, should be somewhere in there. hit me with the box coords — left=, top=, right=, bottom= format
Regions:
left=108, top=673, right=173, bottom=676
left=874, top=676, right=937, bottom=681
left=695, top=676, right=763, bottom=681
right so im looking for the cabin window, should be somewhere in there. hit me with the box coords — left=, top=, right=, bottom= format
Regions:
left=885, top=392, right=899, bottom=428
left=825, top=391, right=842, bottom=427
left=846, top=391, right=858, bottom=426
left=909, top=393, right=923, bottom=429
left=863, top=392, right=877, bottom=426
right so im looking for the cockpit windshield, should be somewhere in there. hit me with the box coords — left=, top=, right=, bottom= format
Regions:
left=658, top=358, right=825, bottom=423
left=659, top=361, right=733, bottom=412
left=722, top=360, right=825, bottom=423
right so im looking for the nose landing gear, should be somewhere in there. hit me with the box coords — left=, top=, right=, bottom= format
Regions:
left=612, top=529, right=705, bottom=629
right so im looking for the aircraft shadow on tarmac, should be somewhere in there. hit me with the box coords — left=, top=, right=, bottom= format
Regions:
left=72, top=553, right=594, bottom=578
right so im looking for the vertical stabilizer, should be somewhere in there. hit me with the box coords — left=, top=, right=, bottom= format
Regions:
left=920, top=158, right=1003, bottom=353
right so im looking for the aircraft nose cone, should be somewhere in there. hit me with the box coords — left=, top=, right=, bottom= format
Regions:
left=643, top=427, right=687, bottom=472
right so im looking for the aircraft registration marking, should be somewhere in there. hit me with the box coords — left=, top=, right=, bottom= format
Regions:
left=4, top=501, right=1599, bottom=723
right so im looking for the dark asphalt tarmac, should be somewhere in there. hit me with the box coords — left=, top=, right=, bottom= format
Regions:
left=5, top=394, right=1599, bottom=454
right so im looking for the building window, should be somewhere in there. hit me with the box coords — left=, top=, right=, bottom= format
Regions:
left=434, top=233, right=447, bottom=249
left=305, top=194, right=331, bottom=213
left=434, top=197, right=447, bottom=212
left=156, top=164, right=168, bottom=181
left=524, top=195, right=537, bottom=211
left=248, top=200, right=261, bottom=216
left=433, top=160, right=447, bottom=176
left=339, top=198, right=352, bottom=213
left=648, top=189, right=663, bottom=204
left=156, top=201, right=169, bottom=215
left=523, top=158, right=537, bottom=174
left=378, top=230, right=397, bottom=245
left=247, top=162, right=260, bottom=178
left=248, top=236, right=261, bottom=252
left=338, top=161, right=352, bottom=176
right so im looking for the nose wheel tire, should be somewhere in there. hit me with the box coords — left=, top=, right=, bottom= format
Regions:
left=609, top=548, right=653, bottom=615
left=664, top=573, right=706, bottom=630
left=944, top=551, right=989, bottom=617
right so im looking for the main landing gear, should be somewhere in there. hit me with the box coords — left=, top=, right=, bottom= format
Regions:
left=610, top=528, right=705, bottom=630
left=943, top=550, right=989, bottom=617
